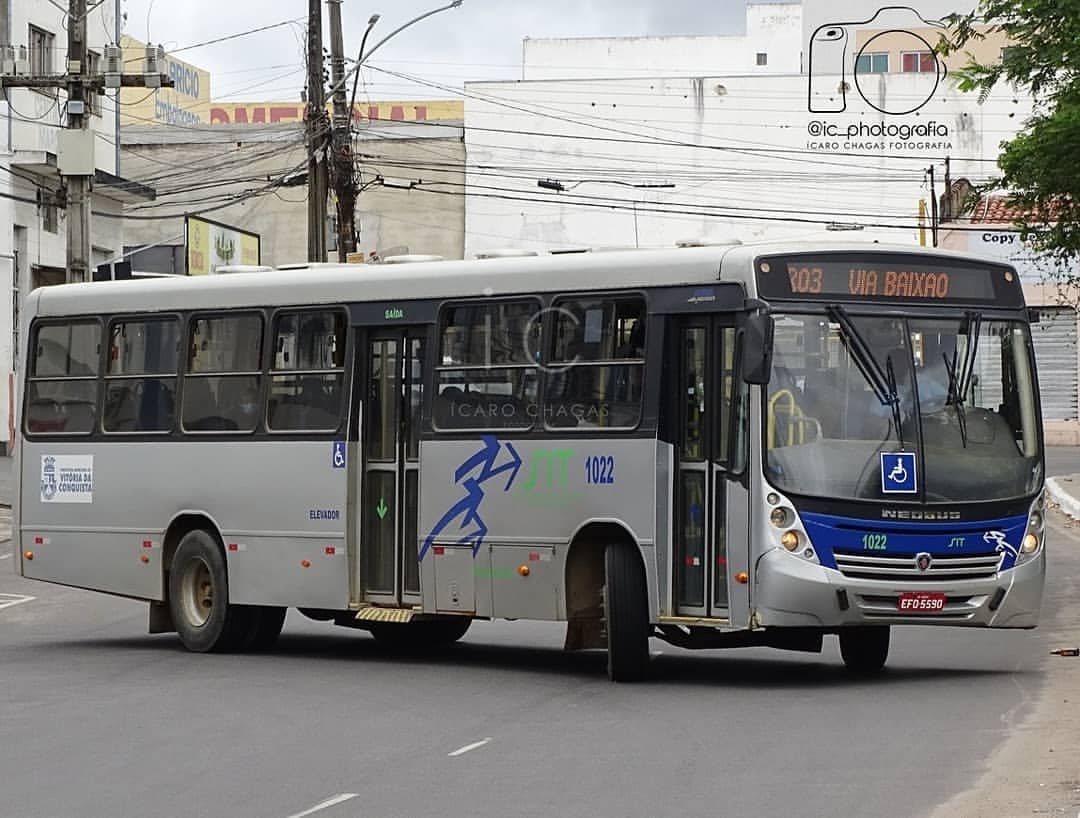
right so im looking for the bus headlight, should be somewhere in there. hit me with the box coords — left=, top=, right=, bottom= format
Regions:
left=781, top=530, right=801, bottom=551
left=1028, top=512, right=1042, bottom=531
left=770, top=507, right=792, bottom=528
left=1022, top=533, right=1039, bottom=554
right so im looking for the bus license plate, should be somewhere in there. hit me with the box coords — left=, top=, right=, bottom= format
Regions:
left=897, top=592, right=947, bottom=613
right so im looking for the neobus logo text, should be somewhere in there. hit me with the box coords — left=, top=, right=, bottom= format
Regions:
left=881, top=509, right=961, bottom=521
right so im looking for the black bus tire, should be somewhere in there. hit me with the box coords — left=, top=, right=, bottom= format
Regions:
left=604, top=541, right=650, bottom=682
left=244, top=606, right=287, bottom=652
left=839, top=626, right=890, bottom=674
left=168, top=529, right=249, bottom=653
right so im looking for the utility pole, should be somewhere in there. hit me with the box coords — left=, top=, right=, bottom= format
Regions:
left=0, top=1, right=172, bottom=283
left=65, top=0, right=91, bottom=283
left=942, top=155, right=952, bottom=222
left=327, top=0, right=356, bottom=262
left=305, top=0, right=329, bottom=263
left=927, top=165, right=939, bottom=247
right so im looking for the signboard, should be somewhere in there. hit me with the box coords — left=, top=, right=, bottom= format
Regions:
left=185, top=215, right=260, bottom=275
left=119, top=36, right=212, bottom=126
left=755, top=253, right=1023, bottom=306
left=967, top=229, right=1074, bottom=285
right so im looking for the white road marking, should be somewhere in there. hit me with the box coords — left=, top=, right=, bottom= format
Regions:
left=448, top=738, right=492, bottom=757
left=0, top=553, right=11, bottom=560
left=0, top=593, right=35, bottom=611
left=285, top=793, right=358, bottom=818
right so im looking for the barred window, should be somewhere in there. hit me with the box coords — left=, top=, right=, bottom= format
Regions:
left=182, top=313, right=264, bottom=432
left=26, top=321, right=101, bottom=435
left=267, top=310, right=346, bottom=432
left=103, top=318, right=181, bottom=433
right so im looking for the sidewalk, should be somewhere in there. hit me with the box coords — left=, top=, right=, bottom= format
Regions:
left=1047, top=473, right=1080, bottom=520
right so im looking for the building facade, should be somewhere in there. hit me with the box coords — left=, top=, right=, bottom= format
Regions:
left=0, top=0, right=143, bottom=453
left=121, top=119, right=466, bottom=271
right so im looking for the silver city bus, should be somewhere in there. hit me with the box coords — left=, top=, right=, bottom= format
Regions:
left=13, top=242, right=1046, bottom=680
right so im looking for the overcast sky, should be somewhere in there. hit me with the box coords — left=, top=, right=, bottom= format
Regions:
left=121, top=0, right=755, bottom=100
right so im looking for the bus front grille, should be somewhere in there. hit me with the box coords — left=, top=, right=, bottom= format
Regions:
left=832, top=550, right=1001, bottom=582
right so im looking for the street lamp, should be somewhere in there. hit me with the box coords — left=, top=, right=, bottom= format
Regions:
left=536, top=177, right=676, bottom=248
left=344, top=1, right=465, bottom=124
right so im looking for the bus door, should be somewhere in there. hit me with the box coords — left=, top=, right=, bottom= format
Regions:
left=669, top=315, right=749, bottom=621
left=357, top=327, right=427, bottom=607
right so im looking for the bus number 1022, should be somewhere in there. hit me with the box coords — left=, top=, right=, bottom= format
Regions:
left=788, top=264, right=824, bottom=294
left=585, top=455, right=616, bottom=485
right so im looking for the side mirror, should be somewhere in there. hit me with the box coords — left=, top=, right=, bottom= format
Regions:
left=740, top=312, right=774, bottom=385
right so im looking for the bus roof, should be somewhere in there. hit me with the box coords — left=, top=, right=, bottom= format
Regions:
left=27, top=241, right=1012, bottom=318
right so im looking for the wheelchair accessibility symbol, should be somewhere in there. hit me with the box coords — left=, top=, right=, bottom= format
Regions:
left=881, top=451, right=917, bottom=494
left=332, top=441, right=346, bottom=469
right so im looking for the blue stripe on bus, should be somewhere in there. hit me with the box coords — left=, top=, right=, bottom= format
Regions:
left=799, top=511, right=1029, bottom=571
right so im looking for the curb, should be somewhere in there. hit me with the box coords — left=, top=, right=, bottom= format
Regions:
left=1046, top=476, right=1080, bottom=521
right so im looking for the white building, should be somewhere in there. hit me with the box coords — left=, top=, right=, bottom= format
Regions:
left=522, top=3, right=803, bottom=80
left=0, top=0, right=147, bottom=453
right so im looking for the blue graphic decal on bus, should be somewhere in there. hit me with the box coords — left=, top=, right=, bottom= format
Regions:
left=420, top=435, right=522, bottom=561
left=800, top=511, right=1029, bottom=571
left=332, top=441, right=346, bottom=469
left=881, top=451, right=917, bottom=494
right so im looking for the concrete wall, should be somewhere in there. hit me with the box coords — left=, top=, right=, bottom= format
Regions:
left=523, top=3, right=802, bottom=80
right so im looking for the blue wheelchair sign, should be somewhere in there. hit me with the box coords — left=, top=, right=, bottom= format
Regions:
left=881, top=451, right=917, bottom=494
left=332, top=441, right=347, bottom=469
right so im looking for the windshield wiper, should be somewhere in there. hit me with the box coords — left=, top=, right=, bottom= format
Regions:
left=827, top=305, right=904, bottom=447
left=942, top=311, right=982, bottom=448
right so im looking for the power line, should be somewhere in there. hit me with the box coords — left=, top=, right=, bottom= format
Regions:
left=168, top=19, right=306, bottom=55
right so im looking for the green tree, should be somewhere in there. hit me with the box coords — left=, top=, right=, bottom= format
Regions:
left=941, top=0, right=1080, bottom=273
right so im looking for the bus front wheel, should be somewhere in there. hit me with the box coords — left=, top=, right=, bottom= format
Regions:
left=838, top=626, right=890, bottom=674
left=604, top=542, right=650, bottom=682
left=168, top=529, right=250, bottom=653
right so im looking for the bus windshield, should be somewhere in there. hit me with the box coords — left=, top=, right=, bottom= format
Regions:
left=764, top=312, right=1041, bottom=504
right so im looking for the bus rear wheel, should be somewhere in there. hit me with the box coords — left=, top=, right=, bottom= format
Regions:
left=242, top=606, right=287, bottom=652
left=604, top=541, right=650, bottom=682
left=168, top=529, right=250, bottom=653
left=838, top=626, right=890, bottom=674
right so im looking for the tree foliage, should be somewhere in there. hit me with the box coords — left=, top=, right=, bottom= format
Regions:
left=941, top=0, right=1080, bottom=268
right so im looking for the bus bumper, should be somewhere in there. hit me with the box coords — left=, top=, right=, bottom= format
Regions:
left=754, top=548, right=1046, bottom=629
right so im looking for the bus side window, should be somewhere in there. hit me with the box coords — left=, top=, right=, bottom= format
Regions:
left=267, top=310, right=346, bottom=433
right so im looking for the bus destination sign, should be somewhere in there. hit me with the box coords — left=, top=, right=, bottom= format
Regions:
left=756, top=256, right=1015, bottom=304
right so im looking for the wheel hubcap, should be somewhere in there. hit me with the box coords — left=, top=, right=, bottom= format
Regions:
left=180, top=557, right=213, bottom=628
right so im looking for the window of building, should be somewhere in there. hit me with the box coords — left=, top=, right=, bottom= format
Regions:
left=756, top=52, right=768, bottom=66
left=29, top=25, right=55, bottom=77
left=103, top=318, right=181, bottom=432
left=901, top=51, right=936, bottom=73
left=855, top=52, right=889, bottom=74
left=435, top=300, right=541, bottom=430
left=267, top=310, right=346, bottom=432
left=42, top=199, right=58, bottom=234
left=544, top=296, right=646, bottom=430
left=182, top=313, right=264, bottom=432
left=25, top=320, right=101, bottom=435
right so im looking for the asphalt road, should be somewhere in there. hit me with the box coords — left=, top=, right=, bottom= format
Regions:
left=0, top=512, right=1074, bottom=818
